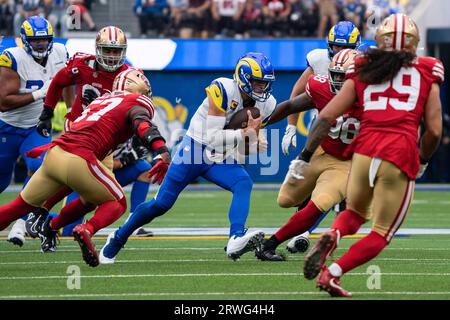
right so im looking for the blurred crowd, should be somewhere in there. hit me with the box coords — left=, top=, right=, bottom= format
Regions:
left=135, top=0, right=409, bottom=39
left=0, top=0, right=100, bottom=37
left=0, top=0, right=411, bottom=39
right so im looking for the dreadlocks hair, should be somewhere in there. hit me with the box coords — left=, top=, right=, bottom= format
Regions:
left=357, top=47, right=416, bottom=84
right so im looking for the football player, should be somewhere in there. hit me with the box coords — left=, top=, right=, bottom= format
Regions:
left=58, top=136, right=154, bottom=237
left=0, top=69, right=171, bottom=267
left=0, top=16, right=72, bottom=246
left=255, top=49, right=361, bottom=261
left=25, top=26, right=131, bottom=237
left=297, top=14, right=444, bottom=297
left=280, top=21, right=361, bottom=253
left=99, top=52, right=276, bottom=263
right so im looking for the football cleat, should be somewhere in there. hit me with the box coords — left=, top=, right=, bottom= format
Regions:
left=286, top=234, right=310, bottom=253
left=316, top=267, right=352, bottom=297
left=132, top=227, right=153, bottom=237
left=39, top=217, right=59, bottom=253
left=73, top=224, right=99, bottom=267
left=99, top=231, right=124, bottom=264
left=255, top=239, right=286, bottom=262
left=226, top=229, right=265, bottom=261
left=7, top=219, right=27, bottom=247
left=304, top=229, right=339, bottom=280
left=26, top=207, right=49, bottom=238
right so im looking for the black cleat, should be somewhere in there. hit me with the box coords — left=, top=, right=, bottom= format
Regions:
left=255, top=248, right=286, bottom=261
left=7, top=237, right=24, bottom=247
left=26, top=208, right=49, bottom=238
left=39, top=217, right=59, bottom=253
left=133, top=228, right=153, bottom=237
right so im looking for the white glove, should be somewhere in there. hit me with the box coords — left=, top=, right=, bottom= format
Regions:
left=31, top=80, right=51, bottom=101
left=288, top=159, right=309, bottom=180
left=258, top=136, right=268, bottom=153
left=416, top=163, right=428, bottom=179
left=281, top=124, right=297, bottom=155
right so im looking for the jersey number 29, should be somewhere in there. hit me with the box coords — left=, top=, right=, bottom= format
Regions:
left=363, top=68, right=420, bottom=112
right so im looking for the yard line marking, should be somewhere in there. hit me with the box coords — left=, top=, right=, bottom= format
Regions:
left=2, top=272, right=450, bottom=281
left=1, top=291, right=450, bottom=299
left=1, top=246, right=450, bottom=254
left=2, top=257, right=450, bottom=266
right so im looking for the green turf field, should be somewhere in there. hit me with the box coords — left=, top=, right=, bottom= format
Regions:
left=0, top=189, right=449, bottom=300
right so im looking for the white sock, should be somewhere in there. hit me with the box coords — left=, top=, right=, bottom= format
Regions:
left=328, top=263, right=343, bottom=277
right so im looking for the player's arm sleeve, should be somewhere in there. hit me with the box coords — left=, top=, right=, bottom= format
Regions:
left=205, top=80, right=229, bottom=113
left=430, top=59, right=445, bottom=85
left=0, top=50, right=18, bottom=71
left=205, top=81, right=243, bottom=149
left=128, top=105, right=169, bottom=155
left=43, top=66, right=76, bottom=111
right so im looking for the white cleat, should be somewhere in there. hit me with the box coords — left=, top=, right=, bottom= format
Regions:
left=286, top=232, right=311, bottom=253
left=99, top=232, right=116, bottom=264
left=7, top=219, right=27, bottom=247
left=226, top=230, right=265, bottom=261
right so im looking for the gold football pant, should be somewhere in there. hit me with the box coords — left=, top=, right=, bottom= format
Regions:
left=277, top=146, right=350, bottom=212
left=346, top=153, right=414, bottom=241
left=21, top=146, right=124, bottom=207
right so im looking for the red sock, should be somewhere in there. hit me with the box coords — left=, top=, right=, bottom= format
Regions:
left=85, top=198, right=127, bottom=234
left=50, top=198, right=95, bottom=230
left=336, top=231, right=388, bottom=274
left=0, top=195, right=37, bottom=230
left=331, top=209, right=365, bottom=238
left=43, top=186, right=73, bottom=211
left=275, top=201, right=323, bottom=242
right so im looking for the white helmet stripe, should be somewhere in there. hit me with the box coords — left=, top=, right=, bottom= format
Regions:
left=395, top=14, right=404, bottom=50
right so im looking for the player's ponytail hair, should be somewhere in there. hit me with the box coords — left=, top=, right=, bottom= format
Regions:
left=357, top=47, right=416, bottom=84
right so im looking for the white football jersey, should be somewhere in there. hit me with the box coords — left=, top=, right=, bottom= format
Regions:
left=187, top=77, right=276, bottom=162
left=0, top=43, right=68, bottom=128
left=306, top=49, right=331, bottom=76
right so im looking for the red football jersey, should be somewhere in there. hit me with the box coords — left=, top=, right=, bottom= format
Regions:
left=345, top=56, right=445, bottom=179
left=46, top=52, right=130, bottom=122
left=54, top=92, right=154, bottom=163
left=306, top=75, right=362, bottom=160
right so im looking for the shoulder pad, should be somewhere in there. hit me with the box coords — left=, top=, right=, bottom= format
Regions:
left=205, top=79, right=230, bottom=113
left=0, top=50, right=18, bottom=71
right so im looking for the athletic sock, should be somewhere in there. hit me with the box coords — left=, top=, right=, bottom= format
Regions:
left=331, top=209, right=366, bottom=238
left=335, top=231, right=388, bottom=274
left=50, top=198, right=94, bottom=230
left=275, top=201, right=323, bottom=243
left=85, top=199, right=127, bottom=234
left=0, top=195, right=37, bottom=230
left=130, top=180, right=150, bottom=213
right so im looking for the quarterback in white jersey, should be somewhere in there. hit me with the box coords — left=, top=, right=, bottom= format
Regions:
left=99, top=52, right=276, bottom=264
left=0, top=16, right=72, bottom=246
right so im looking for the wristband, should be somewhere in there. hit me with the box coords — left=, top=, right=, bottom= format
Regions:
left=297, top=148, right=313, bottom=162
left=32, top=90, right=45, bottom=102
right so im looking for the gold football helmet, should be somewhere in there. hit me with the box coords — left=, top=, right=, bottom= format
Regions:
left=328, top=49, right=358, bottom=93
left=95, top=26, right=127, bottom=72
left=375, top=13, right=420, bottom=53
left=113, top=68, right=152, bottom=97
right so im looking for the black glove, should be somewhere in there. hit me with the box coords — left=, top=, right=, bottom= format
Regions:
left=36, top=107, right=54, bottom=137
left=82, top=86, right=100, bottom=105
left=118, top=150, right=139, bottom=167
left=131, top=135, right=149, bottom=158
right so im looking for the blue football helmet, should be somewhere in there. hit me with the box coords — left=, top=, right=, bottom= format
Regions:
left=234, top=52, right=275, bottom=102
left=327, top=21, right=361, bottom=58
left=20, top=16, right=54, bottom=59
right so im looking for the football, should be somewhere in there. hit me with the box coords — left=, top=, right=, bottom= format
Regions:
left=225, top=107, right=261, bottom=130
